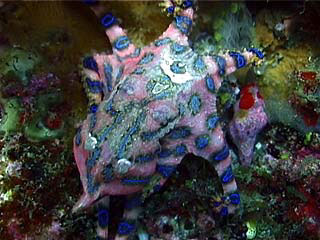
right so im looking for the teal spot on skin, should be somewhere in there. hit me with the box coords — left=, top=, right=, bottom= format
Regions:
left=170, top=61, right=186, bottom=74
left=205, top=75, right=215, bottom=93
left=193, top=56, right=206, bottom=72
left=207, top=114, right=219, bottom=130
left=171, top=43, right=187, bottom=54
left=195, top=134, right=210, bottom=149
left=154, top=37, right=171, bottom=47
left=189, top=95, right=201, bottom=115
left=138, top=53, right=154, bottom=65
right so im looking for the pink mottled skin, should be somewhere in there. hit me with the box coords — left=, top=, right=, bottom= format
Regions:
left=73, top=2, right=263, bottom=239
left=229, top=84, right=268, bottom=166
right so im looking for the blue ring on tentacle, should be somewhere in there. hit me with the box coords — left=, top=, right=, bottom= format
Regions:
left=114, top=36, right=131, bottom=51
left=154, top=37, right=171, bottom=47
left=195, top=134, right=210, bottom=150
left=175, top=16, right=192, bottom=35
left=220, top=207, right=228, bottom=217
left=101, top=13, right=117, bottom=28
left=86, top=78, right=104, bottom=94
left=125, top=195, right=142, bottom=210
left=167, top=126, right=192, bottom=139
left=183, top=0, right=193, bottom=8
left=175, top=144, right=187, bottom=156
left=212, top=55, right=226, bottom=75
left=248, top=48, right=264, bottom=59
left=117, top=221, right=136, bottom=235
left=121, top=177, right=150, bottom=185
left=75, top=127, right=82, bottom=146
left=167, top=6, right=175, bottom=14
left=83, top=56, right=99, bottom=73
left=156, top=148, right=172, bottom=158
left=83, top=0, right=98, bottom=5
left=221, top=166, right=234, bottom=184
left=102, top=165, right=113, bottom=183
left=90, top=104, right=98, bottom=113
left=211, top=145, right=229, bottom=162
left=98, top=209, right=109, bottom=228
left=156, top=164, right=176, bottom=178
left=229, top=51, right=246, bottom=69
left=229, top=193, right=240, bottom=205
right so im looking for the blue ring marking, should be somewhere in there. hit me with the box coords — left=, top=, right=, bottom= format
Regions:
left=220, top=207, right=228, bottom=217
left=175, top=16, right=192, bottom=35
left=135, top=154, right=154, bottom=164
left=221, top=166, right=234, bottom=184
left=212, top=201, right=221, bottom=207
left=117, top=221, right=136, bottom=235
left=170, top=61, right=186, bottom=74
left=104, top=100, right=113, bottom=112
left=248, top=48, right=264, bottom=59
left=189, top=95, right=201, bottom=115
left=195, top=134, right=210, bottom=150
left=141, top=131, right=157, bottom=141
left=138, top=52, right=154, bottom=65
left=211, top=145, right=230, bottom=162
left=101, top=13, right=117, bottom=28
left=130, top=47, right=141, bottom=58
left=183, top=0, right=193, bottom=8
left=114, top=36, right=131, bottom=51
left=87, top=147, right=101, bottom=169
left=229, top=51, right=246, bottom=69
left=121, top=177, right=150, bottom=185
left=86, top=78, right=104, bottom=94
left=104, top=63, right=113, bottom=92
left=83, top=56, right=99, bottom=73
left=212, top=55, right=226, bottom=75
left=103, top=165, right=113, bottom=183
left=193, top=56, right=206, bottom=72
left=75, top=127, right=82, bottom=146
left=90, top=104, right=98, bottom=113
left=154, top=37, right=171, bottom=47
left=89, top=112, right=97, bottom=130
left=156, top=164, right=176, bottom=178
left=229, top=193, right=240, bottom=205
left=87, top=173, right=99, bottom=194
left=175, top=144, right=187, bottom=156
left=83, top=0, right=98, bottom=5
left=98, top=209, right=109, bottom=228
left=171, top=42, right=187, bottom=54
left=207, top=114, right=219, bottom=130
left=167, top=126, right=191, bottom=139
left=133, top=67, right=145, bottom=75
left=156, top=148, right=172, bottom=158
left=125, top=195, right=142, bottom=210
left=116, top=65, right=124, bottom=81
left=167, top=6, right=175, bottom=14
left=205, top=75, right=215, bottom=93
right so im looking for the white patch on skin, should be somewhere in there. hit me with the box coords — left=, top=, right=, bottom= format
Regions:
left=160, top=46, right=194, bottom=84
left=85, top=133, right=97, bottom=151
left=115, top=158, right=132, bottom=174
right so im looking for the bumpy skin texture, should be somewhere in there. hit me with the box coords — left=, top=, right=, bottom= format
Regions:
left=229, top=84, right=268, bottom=166
left=73, top=3, right=263, bottom=239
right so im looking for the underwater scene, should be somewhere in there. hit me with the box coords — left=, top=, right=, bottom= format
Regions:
left=0, top=0, right=319, bottom=239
